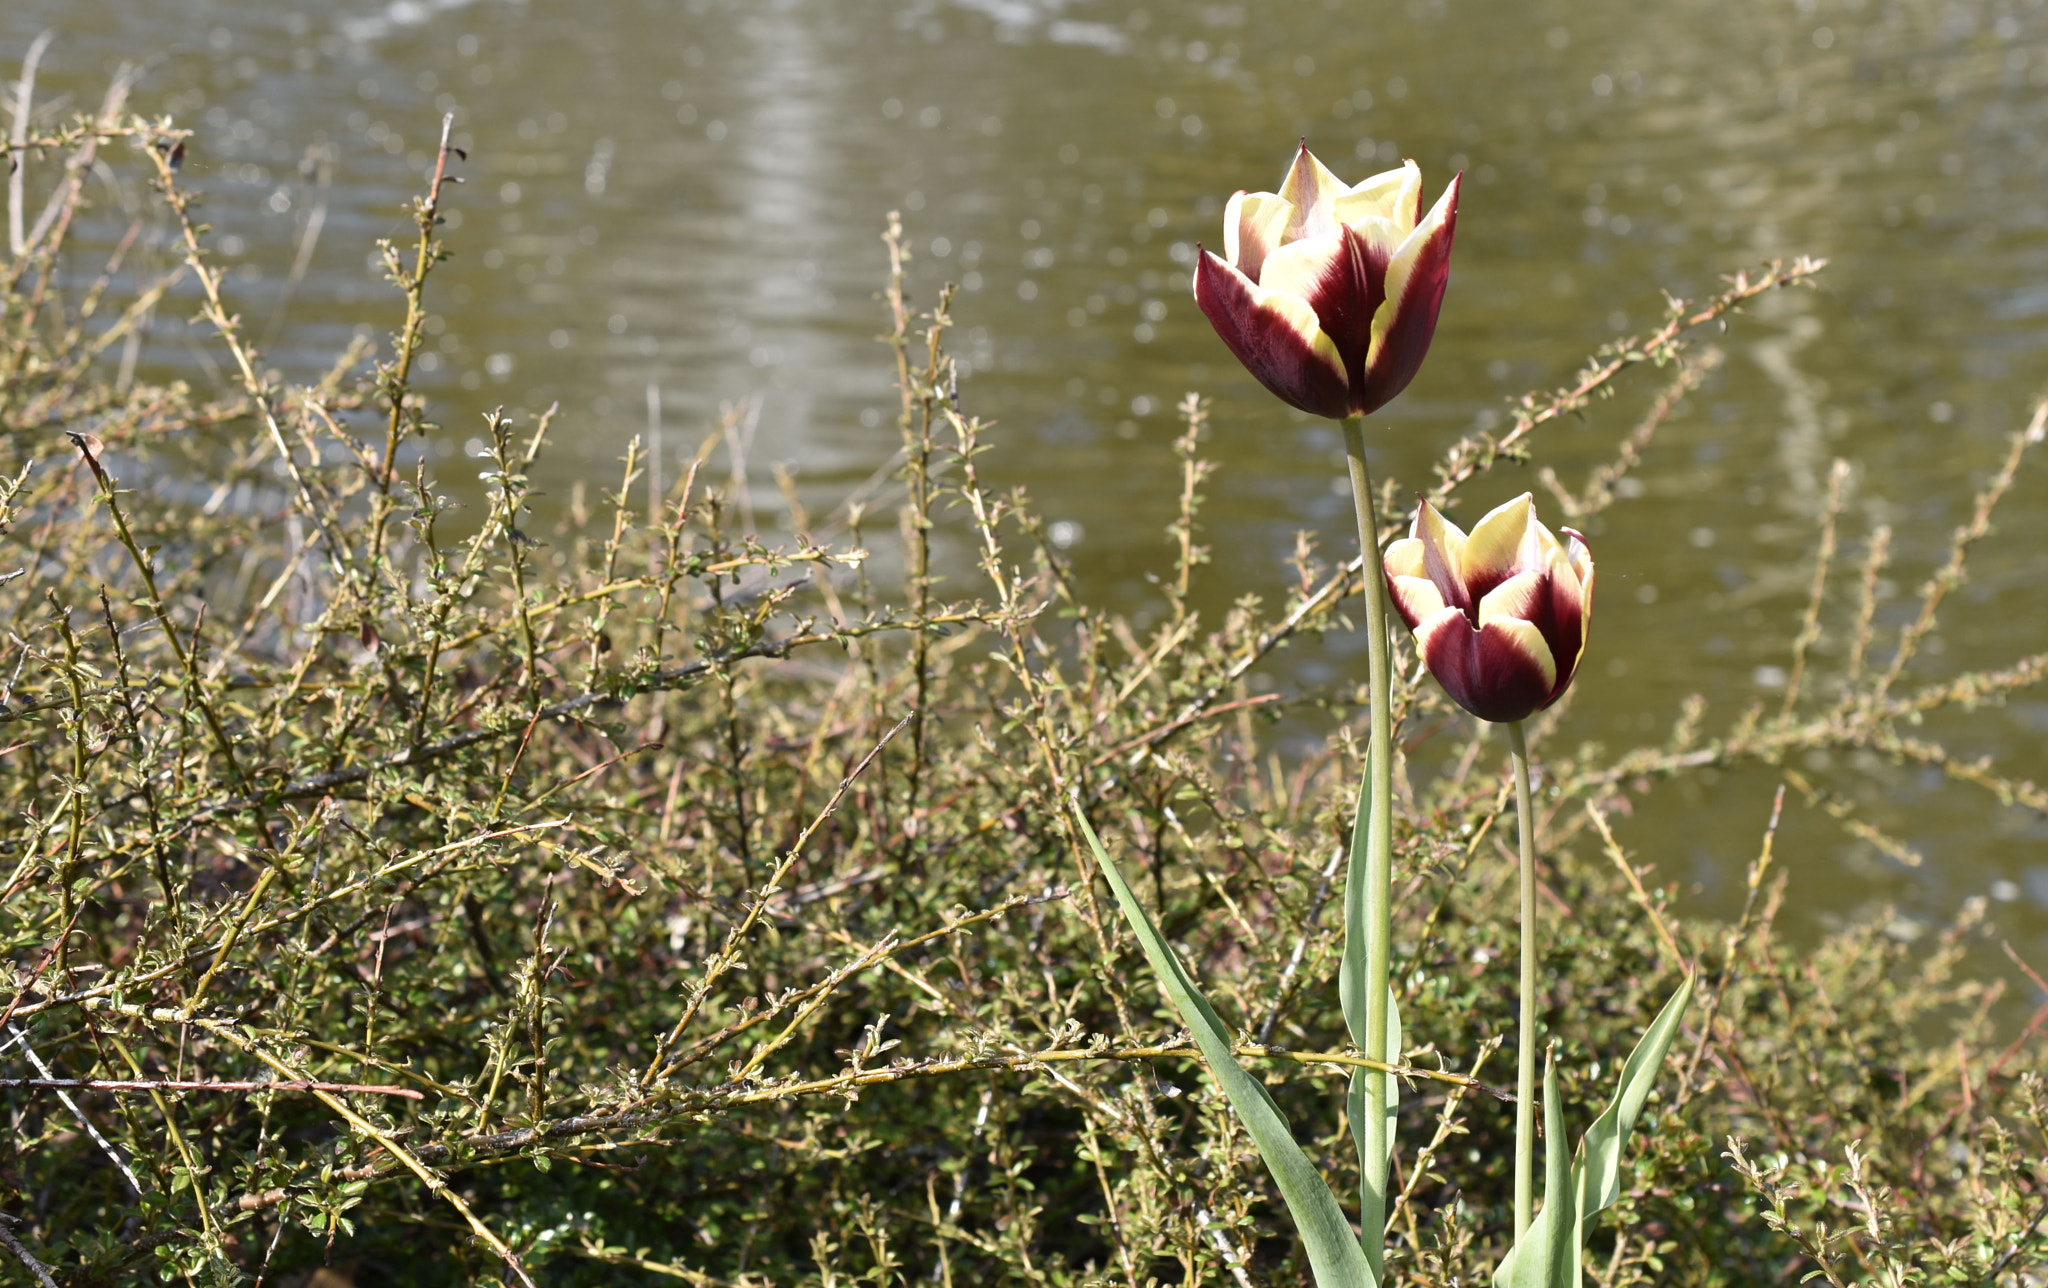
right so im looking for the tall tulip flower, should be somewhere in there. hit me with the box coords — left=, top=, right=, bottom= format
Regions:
left=1385, top=489, right=1593, bottom=1243
left=1194, top=145, right=1460, bottom=420
left=1383, top=493, right=1595, bottom=724
left=1137, top=144, right=1460, bottom=1283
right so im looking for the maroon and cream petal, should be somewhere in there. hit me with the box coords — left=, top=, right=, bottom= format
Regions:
left=1476, top=567, right=1544, bottom=631
left=1258, top=226, right=1383, bottom=393
left=1411, top=606, right=1476, bottom=703
left=1468, top=618, right=1559, bottom=721
left=1562, top=527, right=1595, bottom=599
left=1458, top=492, right=1533, bottom=601
left=1386, top=572, right=1447, bottom=632
left=1413, top=499, right=1473, bottom=617
left=1224, top=189, right=1294, bottom=282
left=1535, top=542, right=1589, bottom=690
left=1343, top=214, right=1406, bottom=284
left=1356, top=173, right=1460, bottom=415
left=1391, top=160, right=1422, bottom=230
left=1277, top=144, right=1348, bottom=242
left=1257, top=230, right=1350, bottom=299
left=1194, top=249, right=1351, bottom=419
left=1523, top=515, right=1560, bottom=572
left=1383, top=535, right=1427, bottom=580
left=1415, top=611, right=1553, bottom=724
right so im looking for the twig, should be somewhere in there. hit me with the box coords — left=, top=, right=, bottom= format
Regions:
left=1782, top=458, right=1851, bottom=718
left=7, top=31, right=57, bottom=258
left=178, top=616, right=977, bottom=824
left=1583, top=800, right=1689, bottom=971
left=1256, top=842, right=1345, bottom=1044
left=1431, top=257, right=1829, bottom=499
left=0, top=1219, right=58, bottom=1288
left=208, top=1038, right=1514, bottom=1203
left=1680, top=786, right=1786, bottom=1102
left=181, top=1015, right=537, bottom=1288
left=644, top=712, right=915, bottom=1086
left=0, top=1077, right=423, bottom=1099
left=1986, top=1188, right=2048, bottom=1282
left=1539, top=346, right=1722, bottom=519
left=1872, top=401, right=2045, bottom=705
left=3, top=1025, right=143, bottom=1196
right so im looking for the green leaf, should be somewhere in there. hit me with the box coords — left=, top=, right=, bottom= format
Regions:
left=1511, top=1055, right=1574, bottom=1288
left=1074, top=801, right=1373, bottom=1288
left=1339, top=761, right=1372, bottom=1047
left=1574, top=972, right=1694, bottom=1220
left=1493, top=975, right=1695, bottom=1288
left=1339, top=759, right=1398, bottom=1270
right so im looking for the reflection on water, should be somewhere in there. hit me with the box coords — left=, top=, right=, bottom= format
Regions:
left=7, top=0, right=2048, bottom=962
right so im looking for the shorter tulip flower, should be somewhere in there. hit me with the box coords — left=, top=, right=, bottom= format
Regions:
left=1383, top=493, right=1593, bottom=724
left=1194, top=145, right=1460, bottom=420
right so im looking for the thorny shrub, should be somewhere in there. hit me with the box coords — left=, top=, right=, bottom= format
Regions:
left=0, top=75, right=2044, bottom=1288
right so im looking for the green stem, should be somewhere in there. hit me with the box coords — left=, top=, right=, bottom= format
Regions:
left=1340, top=415, right=1394, bottom=1273
left=1506, top=718, right=1538, bottom=1240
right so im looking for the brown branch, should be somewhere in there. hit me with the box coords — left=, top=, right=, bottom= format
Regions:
left=1431, top=256, right=1829, bottom=499
left=0, top=1221, right=58, bottom=1288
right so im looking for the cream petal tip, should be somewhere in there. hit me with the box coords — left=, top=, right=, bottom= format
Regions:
left=1459, top=494, right=1534, bottom=582
left=1382, top=536, right=1426, bottom=577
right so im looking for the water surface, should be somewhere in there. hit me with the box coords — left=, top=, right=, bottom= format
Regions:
left=7, top=0, right=2047, bottom=971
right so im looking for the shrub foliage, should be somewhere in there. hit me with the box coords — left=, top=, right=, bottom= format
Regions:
left=1, top=88, right=2044, bottom=1287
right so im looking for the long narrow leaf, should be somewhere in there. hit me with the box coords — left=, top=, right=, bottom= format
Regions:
left=1508, top=1055, right=1574, bottom=1288
left=1339, top=760, right=1373, bottom=1047
left=1541, top=1057, right=1574, bottom=1286
left=1575, top=973, right=1694, bottom=1216
left=1074, top=802, right=1374, bottom=1288
left=1493, top=975, right=1695, bottom=1287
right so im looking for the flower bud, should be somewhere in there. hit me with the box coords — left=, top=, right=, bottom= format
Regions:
left=1383, top=493, right=1593, bottom=723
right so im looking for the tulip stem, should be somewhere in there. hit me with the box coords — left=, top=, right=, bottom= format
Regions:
left=1340, top=414, right=1395, bottom=1269
left=1506, top=717, right=1538, bottom=1242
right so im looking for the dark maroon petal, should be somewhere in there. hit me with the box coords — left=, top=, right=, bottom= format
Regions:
left=1497, top=567, right=1563, bottom=675
left=1537, top=572, right=1586, bottom=699
left=1535, top=533, right=1593, bottom=706
left=1420, top=616, right=1555, bottom=724
left=1355, top=180, right=1460, bottom=416
left=1194, top=249, right=1351, bottom=419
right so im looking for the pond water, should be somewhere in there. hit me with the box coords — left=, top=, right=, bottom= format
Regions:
left=7, top=0, right=2048, bottom=977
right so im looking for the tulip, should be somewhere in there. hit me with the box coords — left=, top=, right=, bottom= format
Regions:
left=1184, top=143, right=1462, bottom=1283
left=1193, top=144, right=1460, bottom=420
left=1384, top=493, right=1594, bottom=725
left=1384, top=490, right=1593, bottom=1239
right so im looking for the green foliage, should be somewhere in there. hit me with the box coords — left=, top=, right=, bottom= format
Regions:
left=1078, top=803, right=1377, bottom=1288
left=0, top=82, right=2043, bottom=1288
left=1494, top=977, right=1692, bottom=1288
